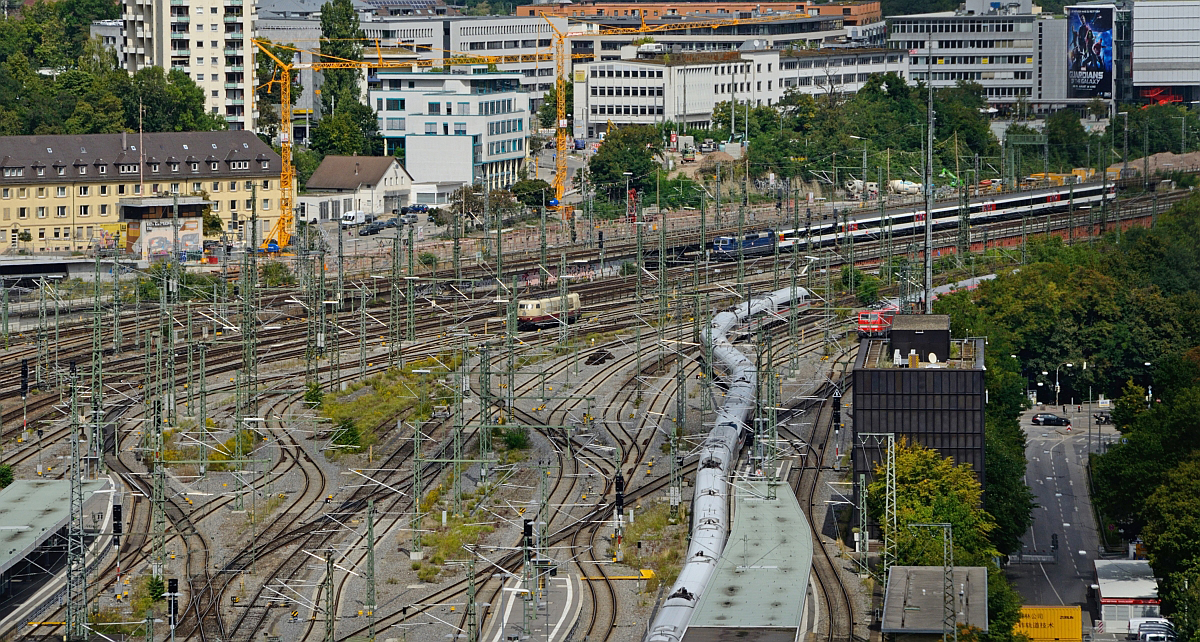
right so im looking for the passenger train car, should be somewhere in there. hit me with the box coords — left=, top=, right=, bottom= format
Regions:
left=516, top=292, right=581, bottom=329
left=710, top=182, right=1115, bottom=259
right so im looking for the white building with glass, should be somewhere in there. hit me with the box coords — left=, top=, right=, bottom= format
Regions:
left=370, top=71, right=530, bottom=190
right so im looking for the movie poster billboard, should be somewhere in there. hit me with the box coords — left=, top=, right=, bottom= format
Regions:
left=1067, top=6, right=1114, bottom=99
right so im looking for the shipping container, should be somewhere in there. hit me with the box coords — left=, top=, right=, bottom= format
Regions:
left=1015, top=606, right=1083, bottom=642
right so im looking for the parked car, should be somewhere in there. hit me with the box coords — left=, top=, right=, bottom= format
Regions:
left=360, top=222, right=385, bottom=236
left=426, top=213, right=437, bottom=223
left=1032, top=413, right=1071, bottom=426
left=400, top=213, right=419, bottom=225
left=383, top=217, right=400, bottom=228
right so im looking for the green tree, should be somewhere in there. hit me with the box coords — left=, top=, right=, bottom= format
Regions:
left=0, top=463, right=12, bottom=489
left=318, top=0, right=363, bottom=117
left=1045, top=109, right=1088, bottom=170
left=510, top=178, right=552, bottom=209
left=588, top=125, right=661, bottom=199
left=868, top=439, right=1024, bottom=642
left=310, top=111, right=366, bottom=156
left=293, top=146, right=324, bottom=191
left=538, top=81, right=573, bottom=129
left=123, top=67, right=225, bottom=133
left=147, top=575, right=165, bottom=602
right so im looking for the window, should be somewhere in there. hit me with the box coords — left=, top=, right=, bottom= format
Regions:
left=171, top=183, right=180, bottom=193
left=56, top=206, right=67, bottom=217
left=56, top=166, right=65, bottom=176
left=1, top=168, right=22, bottom=178
left=262, top=180, right=271, bottom=189
left=244, top=199, right=253, bottom=210
left=79, top=205, right=89, bottom=217
left=37, top=228, right=44, bottom=240
left=100, top=204, right=108, bottom=216
left=193, top=182, right=202, bottom=193
left=386, top=98, right=404, bottom=110
left=428, top=102, right=441, bottom=115
left=260, top=161, right=269, bottom=170
left=386, top=118, right=404, bottom=130
left=100, top=185, right=108, bottom=196
left=79, top=166, right=87, bottom=175
left=151, top=163, right=160, bottom=173
left=458, top=102, right=470, bottom=115
left=170, top=163, right=179, bottom=172
left=119, top=164, right=137, bottom=174
left=230, top=199, right=238, bottom=210
left=230, top=161, right=249, bottom=170
left=425, top=122, right=437, bottom=135
left=37, top=206, right=46, bottom=218
left=17, top=207, right=27, bottom=219
left=0, top=188, right=7, bottom=198
left=57, top=186, right=67, bottom=197
left=212, top=182, right=220, bottom=191
left=454, top=122, right=467, bottom=135
left=98, top=165, right=106, bottom=174
left=36, top=167, right=44, bottom=176
left=230, top=181, right=238, bottom=191
left=262, top=199, right=270, bottom=210
left=78, top=186, right=89, bottom=196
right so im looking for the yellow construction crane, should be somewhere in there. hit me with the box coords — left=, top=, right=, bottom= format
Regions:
left=539, top=11, right=805, bottom=213
left=254, top=40, right=555, bottom=250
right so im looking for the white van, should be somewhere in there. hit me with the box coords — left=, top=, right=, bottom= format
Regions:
left=340, top=210, right=366, bottom=228
left=1128, top=618, right=1172, bottom=640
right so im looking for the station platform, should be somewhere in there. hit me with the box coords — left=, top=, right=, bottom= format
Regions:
left=482, top=570, right=582, bottom=642
left=0, top=478, right=113, bottom=636
left=682, top=479, right=813, bottom=642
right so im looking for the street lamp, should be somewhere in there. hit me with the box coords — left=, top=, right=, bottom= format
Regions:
left=1054, top=363, right=1073, bottom=407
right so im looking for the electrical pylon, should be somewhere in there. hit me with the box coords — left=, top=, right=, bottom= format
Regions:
left=66, top=364, right=89, bottom=641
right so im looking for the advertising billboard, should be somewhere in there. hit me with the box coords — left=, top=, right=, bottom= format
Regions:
left=1067, top=6, right=1114, bottom=99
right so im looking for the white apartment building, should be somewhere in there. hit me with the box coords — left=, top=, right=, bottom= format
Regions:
left=573, top=44, right=907, bottom=138
left=120, top=0, right=256, bottom=128
left=369, top=71, right=531, bottom=190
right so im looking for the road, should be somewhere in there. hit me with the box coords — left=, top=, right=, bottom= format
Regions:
left=1007, top=403, right=1125, bottom=635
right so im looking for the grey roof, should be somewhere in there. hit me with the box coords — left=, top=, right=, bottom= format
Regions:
left=882, top=566, right=989, bottom=634
left=305, top=155, right=409, bottom=191
left=892, top=314, right=952, bottom=331
left=0, top=479, right=112, bottom=577
left=1095, top=560, right=1160, bottom=601
left=256, top=0, right=372, bottom=18
left=684, top=481, right=813, bottom=638
left=0, top=131, right=280, bottom=185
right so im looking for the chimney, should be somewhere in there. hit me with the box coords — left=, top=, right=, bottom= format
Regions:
left=355, top=162, right=359, bottom=175
left=122, top=131, right=128, bottom=150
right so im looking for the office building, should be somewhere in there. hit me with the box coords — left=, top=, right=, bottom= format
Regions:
left=573, top=43, right=906, bottom=137
left=0, top=131, right=282, bottom=252
left=1132, top=0, right=1200, bottom=103
left=518, top=0, right=882, bottom=28
left=119, top=0, right=256, bottom=128
left=369, top=71, right=531, bottom=190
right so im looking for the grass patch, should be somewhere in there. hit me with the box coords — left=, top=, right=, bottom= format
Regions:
left=320, top=354, right=460, bottom=447
left=617, top=501, right=689, bottom=593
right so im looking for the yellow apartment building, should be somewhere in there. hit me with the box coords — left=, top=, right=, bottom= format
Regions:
left=0, top=130, right=283, bottom=253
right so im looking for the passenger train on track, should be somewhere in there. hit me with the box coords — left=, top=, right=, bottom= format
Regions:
left=711, top=181, right=1115, bottom=259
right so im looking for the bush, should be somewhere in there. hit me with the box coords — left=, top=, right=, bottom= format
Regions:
left=304, top=383, right=324, bottom=406
left=261, top=261, right=296, bottom=287
left=333, top=417, right=362, bottom=451
left=147, top=576, right=165, bottom=602
left=503, top=426, right=530, bottom=450
left=0, top=464, right=11, bottom=489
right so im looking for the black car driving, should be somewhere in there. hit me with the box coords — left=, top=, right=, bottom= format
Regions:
left=1032, top=412, right=1071, bottom=426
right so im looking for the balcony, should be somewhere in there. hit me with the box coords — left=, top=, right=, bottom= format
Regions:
left=169, top=0, right=188, bottom=4
left=224, top=82, right=239, bottom=88
left=171, top=49, right=191, bottom=56
left=226, top=32, right=244, bottom=39
left=225, top=98, right=244, bottom=105
left=229, top=65, right=244, bottom=71
left=171, top=15, right=189, bottom=22
left=223, top=14, right=241, bottom=21
left=171, top=64, right=189, bottom=71
left=171, top=32, right=189, bottom=39
left=223, top=48, right=238, bottom=55
left=226, top=0, right=243, bottom=5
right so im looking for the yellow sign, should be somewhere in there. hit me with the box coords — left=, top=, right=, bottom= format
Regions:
left=1016, top=606, right=1082, bottom=642
left=573, top=69, right=587, bottom=83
